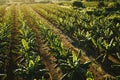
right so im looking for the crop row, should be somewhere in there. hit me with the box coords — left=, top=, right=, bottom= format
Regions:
left=0, top=5, right=48, bottom=80
left=0, top=5, right=12, bottom=80
left=0, top=4, right=94, bottom=80
left=31, top=4, right=120, bottom=65
left=21, top=5, right=94, bottom=80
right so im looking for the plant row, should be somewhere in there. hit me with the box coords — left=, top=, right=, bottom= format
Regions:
left=25, top=5, right=94, bottom=80
left=31, top=4, right=120, bottom=65
left=0, top=5, right=48, bottom=80
left=0, top=5, right=12, bottom=79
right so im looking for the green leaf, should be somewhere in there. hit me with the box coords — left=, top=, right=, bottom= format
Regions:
left=103, top=40, right=108, bottom=49
left=21, top=39, right=29, bottom=50
left=29, top=60, right=35, bottom=68
left=87, top=78, right=94, bottom=80
left=109, top=39, right=114, bottom=47
left=86, top=71, right=94, bottom=80
left=35, top=56, right=41, bottom=63
left=19, top=30, right=24, bottom=35
left=59, top=18, right=63, bottom=22
left=91, top=38, right=97, bottom=48
left=86, top=32, right=91, bottom=39
left=77, top=50, right=82, bottom=60
left=72, top=51, right=77, bottom=62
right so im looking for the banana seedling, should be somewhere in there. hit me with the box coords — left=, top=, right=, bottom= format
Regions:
left=14, top=19, right=48, bottom=80
left=56, top=50, right=93, bottom=80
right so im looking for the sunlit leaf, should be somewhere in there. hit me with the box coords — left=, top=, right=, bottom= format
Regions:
left=72, top=51, right=77, bottom=62
left=21, top=39, right=29, bottom=50
left=29, top=60, right=35, bottom=67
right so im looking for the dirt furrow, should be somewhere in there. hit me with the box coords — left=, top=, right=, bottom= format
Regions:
left=7, top=6, right=19, bottom=80
left=29, top=7, right=115, bottom=80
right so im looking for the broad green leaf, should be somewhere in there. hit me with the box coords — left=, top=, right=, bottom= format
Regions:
left=86, top=32, right=91, bottom=39
left=72, top=51, right=77, bottom=62
left=21, top=39, right=29, bottom=50
left=77, top=50, right=82, bottom=60
left=109, top=30, right=113, bottom=36
left=29, top=60, right=34, bottom=67
left=91, top=38, right=97, bottom=48
left=59, top=18, right=63, bottom=22
left=86, top=71, right=94, bottom=80
left=103, top=40, right=108, bottom=49
left=87, top=78, right=94, bottom=80
left=35, top=56, right=41, bottom=62
left=19, top=30, right=24, bottom=35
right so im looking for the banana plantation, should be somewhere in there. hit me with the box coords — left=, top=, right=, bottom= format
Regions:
left=0, top=0, right=120, bottom=80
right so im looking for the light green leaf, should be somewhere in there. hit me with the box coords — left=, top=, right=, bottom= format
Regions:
left=35, top=56, right=41, bottom=62
left=103, top=40, right=108, bottom=49
left=72, top=51, right=77, bottom=62
left=29, top=60, right=34, bottom=67
left=86, top=32, right=91, bottom=39
left=59, top=18, right=63, bottom=22
left=19, top=30, right=24, bottom=35
left=21, top=39, right=29, bottom=50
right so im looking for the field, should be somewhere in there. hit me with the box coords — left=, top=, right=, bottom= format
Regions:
left=0, top=1, right=120, bottom=80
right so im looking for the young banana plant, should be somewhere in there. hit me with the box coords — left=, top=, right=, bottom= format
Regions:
left=14, top=17, right=48, bottom=80
left=35, top=19, right=93, bottom=80
left=56, top=50, right=93, bottom=80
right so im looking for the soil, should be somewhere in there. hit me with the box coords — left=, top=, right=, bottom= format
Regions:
left=6, top=6, right=20, bottom=80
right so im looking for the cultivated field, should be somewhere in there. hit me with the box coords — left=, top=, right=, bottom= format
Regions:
left=0, top=1, right=120, bottom=80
